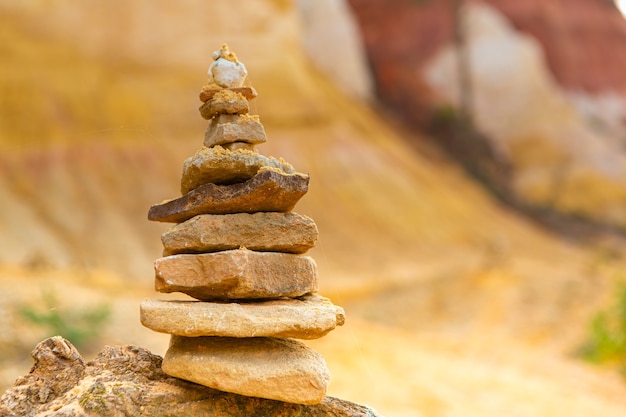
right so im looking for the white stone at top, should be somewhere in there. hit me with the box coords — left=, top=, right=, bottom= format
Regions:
left=208, top=44, right=248, bottom=88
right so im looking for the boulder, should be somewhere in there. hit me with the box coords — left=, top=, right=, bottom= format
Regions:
left=163, top=336, right=330, bottom=405
left=154, top=250, right=318, bottom=300
left=140, top=294, right=345, bottom=339
left=0, top=336, right=381, bottom=416
left=180, top=146, right=296, bottom=195
left=161, top=212, right=318, bottom=255
left=148, top=169, right=310, bottom=223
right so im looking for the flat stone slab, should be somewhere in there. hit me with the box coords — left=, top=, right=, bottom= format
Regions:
left=162, top=212, right=318, bottom=255
left=148, top=169, right=310, bottom=223
left=204, top=114, right=266, bottom=148
left=154, top=250, right=318, bottom=300
left=140, top=294, right=345, bottom=339
left=199, top=85, right=258, bottom=102
left=180, top=146, right=296, bottom=194
left=163, top=336, right=330, bottom=405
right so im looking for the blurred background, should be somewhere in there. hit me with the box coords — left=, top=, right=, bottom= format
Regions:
left=2, top=0, right=626, bottom=415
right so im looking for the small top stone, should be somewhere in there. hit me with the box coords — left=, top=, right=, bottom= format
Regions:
left=208, top=44, right=248, bottom=88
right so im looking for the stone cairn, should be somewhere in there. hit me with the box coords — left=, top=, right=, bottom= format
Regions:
left=140, top=44, right=345, bottom=405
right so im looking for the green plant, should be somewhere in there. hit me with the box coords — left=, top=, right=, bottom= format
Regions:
left=578, top=281, right=626, bottom=375
left=19, top=290, right=111, bottom=350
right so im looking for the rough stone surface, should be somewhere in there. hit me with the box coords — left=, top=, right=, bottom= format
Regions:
left=199, top=93, right=249, bottom=119
left=204, top=114, right=267, bottom=148
left=0, top=337, right=380, bottom=417
left=162, top=212, right=318, bottom=255
left=154, top=250, right=318, bottom=300
left=180, top=146, right=296, bottom=195
left=148, top=169, right=310, bottom=223
left=199, top=86, right=258, bottom=102
left=140, top=294, right=345, bottom=339
left=163, top=336, right=330, bottom=405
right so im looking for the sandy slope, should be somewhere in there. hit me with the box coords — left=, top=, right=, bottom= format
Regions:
left=311, top=318, right=626, bottom=417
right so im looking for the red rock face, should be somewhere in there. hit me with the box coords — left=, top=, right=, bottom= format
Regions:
left=485, top=0, right=626, bottom=94
left=348, top=0, right=626, bottom=109
left=346, top=0, right=456, bottom=123
left=348, top=0, right=626, bottom=230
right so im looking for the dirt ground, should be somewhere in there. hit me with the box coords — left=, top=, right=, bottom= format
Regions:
left=2, top=261, right=626, bottom=417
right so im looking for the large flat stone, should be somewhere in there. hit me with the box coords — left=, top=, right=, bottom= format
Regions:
left=204, top=114, right=266, bottom=148
left=154, top=250, right=318, bottom=300
left=163, top=336, right=330, bottom=405
left=162, top=212, right=318, bottom=255
left=140, top=294, right=345, bottom=339
left=148, top=169, right=309, bottom=223
left=180, top=146, right=296, bottom=194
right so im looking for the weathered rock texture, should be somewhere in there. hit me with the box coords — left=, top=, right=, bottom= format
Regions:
left=161, top=212, right=318, bottom=255
left=164, top=336, right=330, bottom=405
left=199, top=92, right=249, bottom=119
left=0, top=337, right=380, bottom=416
left=154, top=250, right=318, bottom=300
left=204, top=114, right=267, bottom=148
left=348, top=0, right=626, bottom=231
left=140, top=294, right=345, bottom=339
left=180, top=146, right=296, bottom=195
left=148, top=169, right=310, bottom=223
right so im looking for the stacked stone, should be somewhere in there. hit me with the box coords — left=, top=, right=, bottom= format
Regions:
left=140, top=44, right=345, bottom=406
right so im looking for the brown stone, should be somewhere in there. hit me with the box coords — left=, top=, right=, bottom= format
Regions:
left=180, top=146, right=296, bottom=194
left=148, top=169, right=310, bottom=223
left=154, top=250, right=317, bottom=300
left=199, top=85, right=258, bottom=102
left=0, top=337, right=381, bottom=416
left=204, top=114, right=267, bottom=148
left=140, top=294, right=344, bottom=339
left=199, top=95, right=249, bottom=119
left=162, top=212, right=318, bottom=255
left=163, top=336, right=330, bottom=405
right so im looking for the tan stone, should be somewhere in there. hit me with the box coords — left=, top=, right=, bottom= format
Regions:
left=180, top=146, right=296, bottom=194
left=199, top=85, right=258, bottom=102
left=140, top=294, right=345, bottom=339
left=204, top=114, right=267, bottom=148
left=199, top=94, right=249, bottom=119
left=163, top=336, right=330, bottom=405
left=154, top=250, right=317, bottom=300
left=222, top=141, right=257, bottom=152
left=148, top=170, right=310, bottom=223
left=162, top=212, right=318, bottom=255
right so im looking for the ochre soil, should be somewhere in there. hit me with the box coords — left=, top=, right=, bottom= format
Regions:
left=2, top=259, right=626, bottom=417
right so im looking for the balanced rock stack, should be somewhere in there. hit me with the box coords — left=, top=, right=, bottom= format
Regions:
left=140, top=44, right=345, bottom=405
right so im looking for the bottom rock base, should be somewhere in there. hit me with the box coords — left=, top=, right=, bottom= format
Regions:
left=163, top=335, right=330, bottom=405
left=0, top=337, right=380, bottom=417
